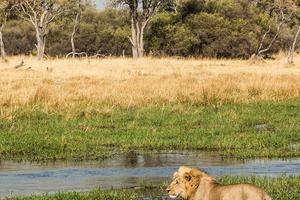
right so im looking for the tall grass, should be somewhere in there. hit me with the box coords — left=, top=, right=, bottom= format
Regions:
left=1, top=56, right=300, bottom=109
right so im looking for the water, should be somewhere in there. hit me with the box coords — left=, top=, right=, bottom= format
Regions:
left=0, top=151, right=299, bottom=197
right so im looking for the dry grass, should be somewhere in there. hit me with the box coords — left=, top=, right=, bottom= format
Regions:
left=1, top=56, right=300, bottom=108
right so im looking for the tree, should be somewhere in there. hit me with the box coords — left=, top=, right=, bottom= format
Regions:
left=39, top=7, right=131, bottom=57
left=159, top=0, right=177, bottom=12
left=177, top=0, right=205, bottom=19
left=15, top=0, right=71, bottom=60
left=186, top=12, right=257, bottom=58
left=67, top=0, right=88, bottom=58
left=288, top=26, right=300, bottom=64
left=0, top=0, right=15, bottom=59
left=146, top=12, right=197, bottom=56
left=255, top=0, right=298, bottom=57
left=113, top=0, right=163, bottom=58
left=287, top=1, right=300, bottom=64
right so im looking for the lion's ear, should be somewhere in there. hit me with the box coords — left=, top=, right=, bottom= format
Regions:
left=184, top=172, right=192, bottom=181
left=190, top=169, right=202, bottom=180
left=189, top=169, right=202, bottom=189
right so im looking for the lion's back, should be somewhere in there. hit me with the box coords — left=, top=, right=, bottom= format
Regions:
left=210, top=183, right=272, bottom=200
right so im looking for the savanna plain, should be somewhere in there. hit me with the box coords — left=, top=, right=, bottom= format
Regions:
left=0, top=56, right=300, bottom=199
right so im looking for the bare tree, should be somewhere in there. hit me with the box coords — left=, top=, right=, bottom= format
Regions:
left=113, top=0, right=162, bottom=58
left=287, top=1, right=300, bottom=64
left=255, top=0, right=298, bottom=57
left=288, top=26, right=300, bottom=64
left=69, top=0, right=87, bottom=58
left=256, top=22, right=284, bottom=57
left=70, top=11, right=80, bottom=58
left=15, top=0, right=70, bottom=60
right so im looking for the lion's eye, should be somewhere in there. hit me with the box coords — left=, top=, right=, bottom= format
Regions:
left=175, top=180, right=179, bottom=184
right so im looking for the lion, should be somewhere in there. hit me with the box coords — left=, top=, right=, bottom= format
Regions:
left=166, top=166, right=272, bottom=200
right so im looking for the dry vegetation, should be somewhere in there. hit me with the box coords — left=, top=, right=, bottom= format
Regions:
left=1, top=55, right=300, bottom=109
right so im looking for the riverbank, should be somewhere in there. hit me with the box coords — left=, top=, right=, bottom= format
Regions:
left=13, top=176, right=300, bottom=200
left=0, top=100, right=300, bottom=161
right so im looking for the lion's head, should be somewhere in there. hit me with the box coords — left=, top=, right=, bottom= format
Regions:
left=166, top=166, right=214, bottom=199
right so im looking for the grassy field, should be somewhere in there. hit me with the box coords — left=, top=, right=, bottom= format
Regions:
left=0, top=101, right=300, bottom=161
left=1, top=57, right=300, bottom=199
left=1, top=56, right=300, bottom=108
left=0, top=56, right=300, bottom=160
left=13, top=176, right=300, bottom=200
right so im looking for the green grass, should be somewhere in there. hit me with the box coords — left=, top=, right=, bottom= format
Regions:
left=12, top=176, right=300, bottom=200
left=0, top=100, right=300, bottom=161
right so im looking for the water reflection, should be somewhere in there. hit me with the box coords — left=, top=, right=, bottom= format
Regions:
left=0, top=151, right=299, bottom=197
left=99, top=151, right=244, bottom=168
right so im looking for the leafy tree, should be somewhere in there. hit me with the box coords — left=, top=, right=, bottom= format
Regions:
left=0, top=0, right=15, bottom=59
left=3, top=19, right=35, bottom=55
left=178, top=0, right=205, bottom=19
left=45, top=7, right=131, bottom=57
left=159, top=0, right=177, bottom=12
left=146, top=12, right=197, bottom=56
left=2, top=0, right=299, bottom=59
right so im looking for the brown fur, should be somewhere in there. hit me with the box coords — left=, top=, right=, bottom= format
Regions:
left=166, top=166, right=272, bottom=200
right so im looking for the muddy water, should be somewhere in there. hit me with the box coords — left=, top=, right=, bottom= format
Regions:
left=0, top=151, right=299, bottom=197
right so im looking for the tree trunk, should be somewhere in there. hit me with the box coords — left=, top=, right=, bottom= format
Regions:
left=71, top=33, right=76, bottom=58
left=0, top=28, right=5, bottom=59
left=36, top=27, right=46, bottom=60
left=131, top=17, right=139, bottom=58
left=71, top=13, right=80, bottom=58
left=288, top=26, right=300, bottom=64
left=0, top=22, right=6, bottom=59
left=130, top=18, right=145, bottom=58
left=127, top=0, right=161, bottom=58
